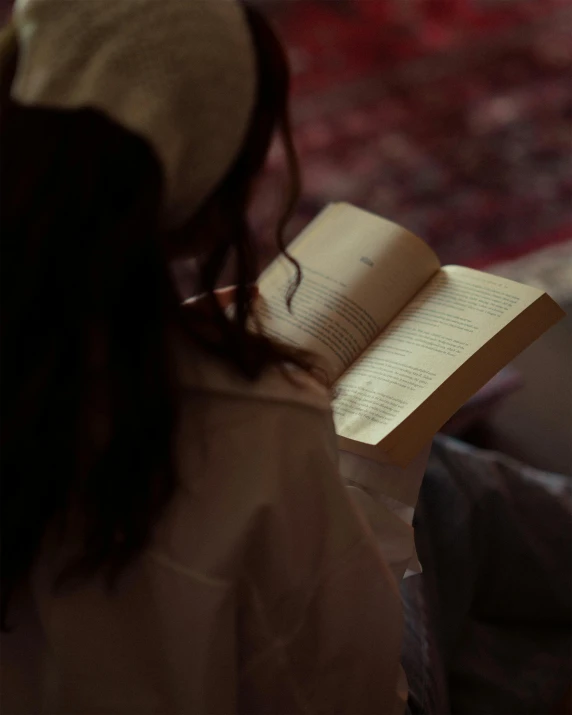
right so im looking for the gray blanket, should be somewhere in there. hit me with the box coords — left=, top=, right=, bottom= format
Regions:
left=402, top=435, right=571, bottom=715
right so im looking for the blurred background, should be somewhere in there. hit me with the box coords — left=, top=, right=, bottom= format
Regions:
left=250, top=0, right=572, bottom=475
left=252, top=0, right=571, bottom=269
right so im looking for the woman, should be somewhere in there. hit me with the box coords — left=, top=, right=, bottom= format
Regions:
left=0, top=1, right=413, bottom=712
left=2, top=2, right=571, bottom=714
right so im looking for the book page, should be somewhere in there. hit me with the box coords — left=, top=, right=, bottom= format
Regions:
left=257, top=203, right=440, bottom=382
left=333, top=265, right=563, bottom=455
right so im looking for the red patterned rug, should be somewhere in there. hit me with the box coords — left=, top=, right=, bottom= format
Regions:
left=253, top=1, right=572, bottom=271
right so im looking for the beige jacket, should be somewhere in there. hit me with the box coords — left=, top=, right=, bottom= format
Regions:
left=1, top=347, right=410, bottom=714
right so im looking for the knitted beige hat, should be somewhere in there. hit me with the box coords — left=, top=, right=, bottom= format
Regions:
left=10, top=0, right=256, bottom=228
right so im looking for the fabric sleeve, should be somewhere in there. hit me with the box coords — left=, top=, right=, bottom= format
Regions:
left=236, top=404, right=406, bottom=715
left=340, top=443, right=432, bottom=582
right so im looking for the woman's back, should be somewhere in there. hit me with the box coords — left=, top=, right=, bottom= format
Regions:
left=2, top=343, right=404, bottom=713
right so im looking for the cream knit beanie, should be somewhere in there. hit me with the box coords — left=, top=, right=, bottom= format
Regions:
left=10, top=0, right=257, bottom=228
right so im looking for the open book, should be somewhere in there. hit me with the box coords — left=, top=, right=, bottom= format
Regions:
left=256, top=203, right=565, bottom=466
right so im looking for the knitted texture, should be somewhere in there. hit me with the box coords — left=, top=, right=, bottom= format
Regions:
left=11, top=0, right=256, bottom=227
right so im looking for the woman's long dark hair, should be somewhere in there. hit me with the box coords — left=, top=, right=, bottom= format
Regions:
left=0, top=5, right=309, bottom=629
